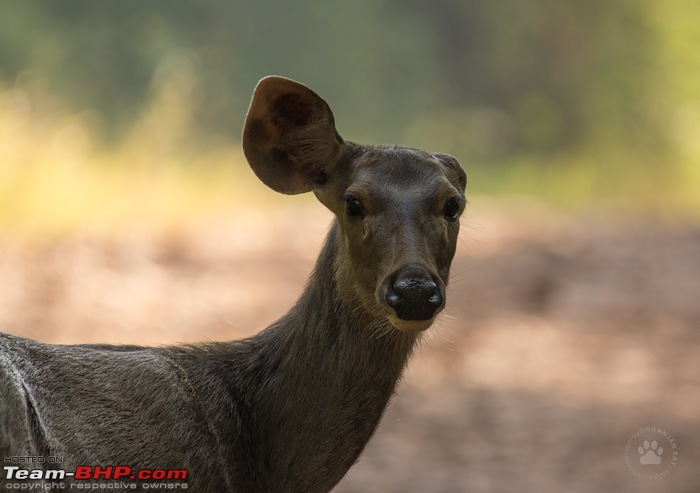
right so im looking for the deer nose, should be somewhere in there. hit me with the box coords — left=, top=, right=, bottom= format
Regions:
left=384, top=267, right=444, bottom=321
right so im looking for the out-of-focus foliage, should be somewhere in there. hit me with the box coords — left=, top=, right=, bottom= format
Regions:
left=0, top=0, right=699, bottom=229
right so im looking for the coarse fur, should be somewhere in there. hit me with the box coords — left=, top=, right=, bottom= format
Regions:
left=1, top=76, right=466, bottom=492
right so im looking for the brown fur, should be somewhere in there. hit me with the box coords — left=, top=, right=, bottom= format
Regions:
left=1, top=76, right=466, bottom=492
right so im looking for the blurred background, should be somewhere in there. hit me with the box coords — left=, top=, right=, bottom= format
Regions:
left=0, top=1, right=698, bottom=491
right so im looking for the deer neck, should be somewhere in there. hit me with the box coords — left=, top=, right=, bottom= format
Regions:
left=279, top=219, right=418, bottom=387
left=244, top=220, right=418, bottom=491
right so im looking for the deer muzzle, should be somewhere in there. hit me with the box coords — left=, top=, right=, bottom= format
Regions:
left=381, top=264, right=445, bottom=331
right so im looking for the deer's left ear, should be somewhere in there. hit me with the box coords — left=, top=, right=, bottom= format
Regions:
left=242, top=76, right=345, bottom=195
left=434, top=153, right=467, bottom=193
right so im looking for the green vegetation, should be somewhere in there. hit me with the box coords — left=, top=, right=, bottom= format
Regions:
left=0, top=0, right=699, bottom=233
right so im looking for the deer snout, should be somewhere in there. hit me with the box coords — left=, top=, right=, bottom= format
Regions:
left=382, top=265, right=445, bottom=327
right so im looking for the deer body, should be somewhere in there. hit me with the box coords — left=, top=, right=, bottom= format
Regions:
left=1, top=77, right=466, bottom=492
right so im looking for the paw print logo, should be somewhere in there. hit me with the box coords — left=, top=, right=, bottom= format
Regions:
left=625, top=427, right=678, bottom=479
left=638, top=440, right=663, bottom=465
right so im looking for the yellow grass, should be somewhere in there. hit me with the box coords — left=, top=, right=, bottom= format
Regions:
left=1, top=80, right=699, bottom=240
left=0, top=82, right=289, bottom=237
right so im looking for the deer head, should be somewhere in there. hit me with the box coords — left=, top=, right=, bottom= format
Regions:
left=243, top=76, right=466, bottom=332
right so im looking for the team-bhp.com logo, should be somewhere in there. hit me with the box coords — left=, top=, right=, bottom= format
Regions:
left=3, top=461, right=188, bottom=490
left=624, top=426, right=679, bottom=480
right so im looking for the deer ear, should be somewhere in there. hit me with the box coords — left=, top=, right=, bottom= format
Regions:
left=242, top=76, right=344, bottom=195
left=434, top=153, right=467, bottom=192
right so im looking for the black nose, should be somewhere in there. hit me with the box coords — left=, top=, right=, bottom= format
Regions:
left=385, top=268, right=443, bottom=321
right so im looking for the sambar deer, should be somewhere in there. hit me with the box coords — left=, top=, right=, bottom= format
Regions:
left=1, top=76, right=467, bottom=492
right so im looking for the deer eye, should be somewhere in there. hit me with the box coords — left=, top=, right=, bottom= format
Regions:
left=343, top=195, right=365, bottom=217
left=444, top=197, right=461, bottom=219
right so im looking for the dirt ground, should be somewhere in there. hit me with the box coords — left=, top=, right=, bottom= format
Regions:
left=1, top=202, right=698, bottom=492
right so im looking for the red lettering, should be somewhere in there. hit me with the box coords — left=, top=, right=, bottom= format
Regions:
left=74, top=466, right=92, bottom=480
left=167, top=469, right=187, bottom=480
left=93, top=465, right=112, bottom=479
left=74, top=465, right=187, bottom=482
left=113, top=465, right=131, bottom=479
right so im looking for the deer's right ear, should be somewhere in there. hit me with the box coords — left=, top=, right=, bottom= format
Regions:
left=242, top=76, right=345, bottom=195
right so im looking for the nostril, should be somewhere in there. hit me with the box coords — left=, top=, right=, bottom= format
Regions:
left=385, top=287, right=401, bottom=308
left=428, top=287, right=442, bottom=307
